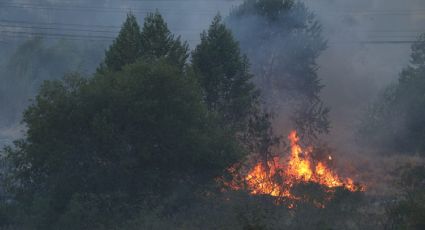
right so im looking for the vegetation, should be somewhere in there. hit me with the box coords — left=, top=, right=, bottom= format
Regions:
left=99, top=12, right=188, bottom=73
left=0, top=3, right=424, bottom=230
left=2, top=59, right=246, bottom=229
left=99, top=13, right=143, bottom=72
left=0, top=12, right=254, bottom=229
left=358, top=34, right=425, bottom=156
left=192, top=15, right=280, bottom=167
left=192, top=15, right=258, bottom=130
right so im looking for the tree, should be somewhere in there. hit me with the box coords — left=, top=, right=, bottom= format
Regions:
left=100, top=13, right=143, bottom=72
left=141, top=12, right=189, bottom=70
left=3, top=59, right=245, bottom=228
left=99, top=12, right=189, bottom=73
left=227, top=0, right=329, bottom=139
left=192, top=15, right=279, bottom=167
left=358, top=34, right=425, bottom=155
left=192, top=15, right=259, bottom=130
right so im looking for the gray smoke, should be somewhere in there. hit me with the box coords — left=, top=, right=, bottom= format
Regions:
left=304, top=0, right=425, bottom=151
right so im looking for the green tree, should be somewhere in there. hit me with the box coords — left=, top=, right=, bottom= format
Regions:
left=227, top=0, right=329, bottom=138
left=358, top=34, right=425, bottom=155
left=141, top=12, right=189, bottom=70
left=3, top=59, right=245, bottom=229
left=99, top=12, right=188, bottom=73
left=192, top=15, right=259, bottom=130
left=100, top=13, right=143, bottom=72
left=192, top=15, right=279, bottom=166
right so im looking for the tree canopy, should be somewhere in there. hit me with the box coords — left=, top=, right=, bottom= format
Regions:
left=141, top=12, right=189, bottom=70
left=192, top=15, right=259, bottom=130
left=3, top=58, right=244, bottom=229
left=100, top=12, right=188, bottom=73
left=101, top=13, right=143, bottom=72
left=1, top=13, right=246, bottom=229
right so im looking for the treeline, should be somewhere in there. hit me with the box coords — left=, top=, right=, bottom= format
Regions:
left=0, top=11, right=275, bottom=229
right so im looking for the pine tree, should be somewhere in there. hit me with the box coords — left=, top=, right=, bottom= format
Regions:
left=141, top=12, right=189, bottom=70
left=193, top=15, right=279, bottom=166
left=100, top=13, right=142, bottom=72
left=192, top=15, right=258, bottom=129
left=99, top=12, right=188, bottom=73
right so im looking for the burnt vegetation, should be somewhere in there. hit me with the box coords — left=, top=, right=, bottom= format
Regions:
left=0, top=0, right=424, bottom=229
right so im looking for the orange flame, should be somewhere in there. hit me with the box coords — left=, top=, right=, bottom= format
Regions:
left=224, top=130, right=364, bottom=207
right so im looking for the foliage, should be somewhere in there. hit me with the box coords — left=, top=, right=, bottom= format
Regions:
left=2, top=59, right=244, bottom=228
left=0, top=12, right=251, bottom=229
left=227, top=0, right=329, bottom=138
left=192, top=15, right=280, bottom=166
left=358, top=34, right=425, bottom=155
left=100, top=12, right=188, bottom=73
left=192, top=15, right=259, bottom=130
left=100, top=13, right=143, bottom=72
left=141, top=12, right=189, bottom=71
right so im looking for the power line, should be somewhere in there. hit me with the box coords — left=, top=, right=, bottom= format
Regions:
left=0, top=19, right=122, bottom=29
left=0, top=3, right=221, bottom=15
left=331, top=40, right=416, bottom=45
left=362, top=40, right=416, bottom=44
left=0, top=30, right=115, bottom=40
left=0, top=20, right=208, bottom=35
left=0, top=34, right=111, bottom=43
left=0, top=14, right=421, bottom=45
left=0, top=25, right=419, bottom=44
left=0, top=22, right=204, bottom=35
left=3, top=2, right=425, bottom=16
left=0, top=24, right=119, bottom=34
left=0, top=33, right=416, bottom=45
left=0, top=31, right=202, bottom=43
left=0, top=20, right=422, bottom=36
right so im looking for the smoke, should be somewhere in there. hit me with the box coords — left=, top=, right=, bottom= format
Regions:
left=300, top=0, right=425, bottom=193
left=303, top=0, right=425, bottom=151
left=221, top=0, right=425, bottom=195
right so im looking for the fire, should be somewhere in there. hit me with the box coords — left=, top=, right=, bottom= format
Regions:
left=224, top=130, right=364, bottom=207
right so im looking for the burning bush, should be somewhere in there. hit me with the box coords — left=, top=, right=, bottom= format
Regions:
left=221, top=130, right=365, bottom=208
